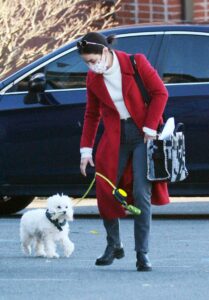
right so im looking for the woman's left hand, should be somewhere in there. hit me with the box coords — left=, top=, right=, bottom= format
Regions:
left=144, top=133, right=156, bottom=143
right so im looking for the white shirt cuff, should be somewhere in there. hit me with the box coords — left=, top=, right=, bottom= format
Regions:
left=142, top=127, right=157, bottom=136
left=80, top=147, right=93, bottom=158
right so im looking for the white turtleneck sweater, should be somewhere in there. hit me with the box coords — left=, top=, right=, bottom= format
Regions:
left=80, top=51, right=156, bottom=158
left=103, top=51, right=130, bottom=119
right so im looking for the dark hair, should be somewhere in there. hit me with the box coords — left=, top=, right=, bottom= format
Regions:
left=77, top=32, right=115, bottom=55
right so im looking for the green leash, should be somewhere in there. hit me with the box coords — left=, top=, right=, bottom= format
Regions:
left=81, top=177, right=96, bottom=200
left=75, top=172, right=141, bottom=216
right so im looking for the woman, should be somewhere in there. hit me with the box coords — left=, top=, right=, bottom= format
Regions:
left=77, top=32, right=169, bottom=272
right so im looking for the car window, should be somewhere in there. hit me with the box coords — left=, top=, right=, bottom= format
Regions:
left=6, top=34, right=156, bottom=93
left=115, top=35, right=156, bottom=56
left=6, top=50, right=88, bottom=93
left=162, top=34, right=209, bottom=84
left=45, top=50, right=88, bottom=89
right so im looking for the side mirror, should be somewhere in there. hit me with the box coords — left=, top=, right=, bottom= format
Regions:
left=28, top=72, right=46, bottom=93
left=24, top=73, right=59, bottom=105
left=24, top=73, right=46, bottom=104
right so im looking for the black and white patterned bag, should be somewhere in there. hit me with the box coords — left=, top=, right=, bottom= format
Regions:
left=129, top=55, right=188, bottom=183
left=147, top=124, right=188, bottom=182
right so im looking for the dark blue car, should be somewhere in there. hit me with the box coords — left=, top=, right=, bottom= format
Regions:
left=0, top=24, right=209, bottom=214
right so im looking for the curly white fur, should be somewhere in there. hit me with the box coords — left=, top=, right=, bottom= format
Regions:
left=20, top=194, right=74, bottom=258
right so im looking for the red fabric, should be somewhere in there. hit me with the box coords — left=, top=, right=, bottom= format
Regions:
left=80, top=50, right=170, bottom=219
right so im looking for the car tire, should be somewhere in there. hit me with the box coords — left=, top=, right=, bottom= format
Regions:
left=0, top=196, right=34, bottom=215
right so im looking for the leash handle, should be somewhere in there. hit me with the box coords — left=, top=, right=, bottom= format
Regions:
left=75, top=172, right=141, bottom=216
left=96, top=173, right=141, bottom=216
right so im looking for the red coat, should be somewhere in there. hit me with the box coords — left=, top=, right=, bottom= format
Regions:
left=80, top=50, right=170, bottom=219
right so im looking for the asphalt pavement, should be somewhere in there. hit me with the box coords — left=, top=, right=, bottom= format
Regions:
left=1, top=197, right=209, bottom=299
left=1, top=217, right=209, bottom=300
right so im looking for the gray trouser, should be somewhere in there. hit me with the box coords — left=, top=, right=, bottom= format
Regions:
left=103, top=118, right=152, bottom=253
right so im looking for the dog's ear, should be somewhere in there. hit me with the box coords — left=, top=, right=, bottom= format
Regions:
left=48, top=207, right=55, bottom=213
left=47, top=207, right=56, bottom=217
left=45, top=208, right=57, bottom=221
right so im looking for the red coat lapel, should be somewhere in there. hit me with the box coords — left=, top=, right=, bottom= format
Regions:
left=88, top=73, right=116, bottom=110
left=115, top=50, right=135, bottom=100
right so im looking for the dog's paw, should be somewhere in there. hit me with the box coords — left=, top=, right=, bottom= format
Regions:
left=35, top=251, right=46, bottom=258
left=64, top=243, right=75, bottom=257
left=22, top=244, right=32, bottom=256
left=46, top=253, right=60, bottom=259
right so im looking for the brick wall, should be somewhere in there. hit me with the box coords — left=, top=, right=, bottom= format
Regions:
left=116, top=0, right=209, bottom=25
left=193, top=0, right=209, bottom=21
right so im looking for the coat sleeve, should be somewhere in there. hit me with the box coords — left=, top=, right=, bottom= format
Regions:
left=80, top=74, right=101, bottom=148
left=135, top=54, right=168, bottom=130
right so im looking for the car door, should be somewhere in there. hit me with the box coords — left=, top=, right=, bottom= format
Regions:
left=157, top=32, right=209, bottom=192
left=0, top=48, right=89, bottom=194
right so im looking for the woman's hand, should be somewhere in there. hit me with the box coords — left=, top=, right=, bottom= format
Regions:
left=144, top=133, right=156, bottom=143
left=80, top=157, right=95, bottom=177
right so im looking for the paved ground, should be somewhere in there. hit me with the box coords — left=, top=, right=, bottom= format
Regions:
left=1, top=216, right=209, bottom=300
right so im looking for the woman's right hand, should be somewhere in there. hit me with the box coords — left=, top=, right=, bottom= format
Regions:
left=80, top=157, right=95, bottom=177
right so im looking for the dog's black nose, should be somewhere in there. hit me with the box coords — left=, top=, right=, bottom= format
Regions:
left=63, top=211, right=66, bottom=214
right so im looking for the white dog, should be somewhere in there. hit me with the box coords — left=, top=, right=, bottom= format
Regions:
left=20, top=194, right=74, bottom=258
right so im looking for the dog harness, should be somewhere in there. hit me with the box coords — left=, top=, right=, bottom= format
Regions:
left=45, top=209, right=67, bottom=231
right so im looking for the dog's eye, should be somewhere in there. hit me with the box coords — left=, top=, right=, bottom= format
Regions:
left=57, top=205, right=61, bottom=209
left=65, top=206, right=68, bottom=209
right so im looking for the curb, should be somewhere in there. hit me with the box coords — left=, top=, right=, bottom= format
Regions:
left=1, top=198, right=209, bottom=219
left=2, top=212, right=209, bottom=220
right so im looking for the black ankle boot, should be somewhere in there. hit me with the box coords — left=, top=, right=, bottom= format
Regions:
left=95, top=245, right=125, bottom=266
left=136, top=252, right=152, bottom=271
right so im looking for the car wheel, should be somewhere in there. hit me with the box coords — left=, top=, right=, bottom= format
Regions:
left=0, top=196, right=34, bottom=215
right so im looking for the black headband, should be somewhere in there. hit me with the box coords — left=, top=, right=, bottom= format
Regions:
left=77, top=40, right=105, bottom=49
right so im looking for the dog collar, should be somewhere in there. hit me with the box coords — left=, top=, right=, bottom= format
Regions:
left=45, top=209, right=67, bottom=231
